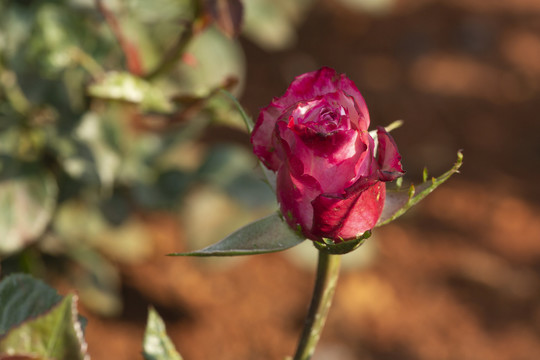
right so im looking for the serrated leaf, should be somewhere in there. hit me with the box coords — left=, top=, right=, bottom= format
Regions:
left=0, top=274, right=63, bottom=336
left=169, top=212, right=305, bottom=257
left=0, top=165, right=58, bottom=256
left=88, top=72, right=173, bottom=113
left=377, top=151, right=463, bottom=226
left=0, top=294, right=88, bottom=360
left=143, top=307, right=183, bottom=360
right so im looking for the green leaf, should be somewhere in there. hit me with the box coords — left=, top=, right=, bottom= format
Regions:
left=377, top=150, right=463, bottom=226
left=0, top=274, right=62, bottom=336
left=0, top=294, right=88, bottom=360
left=58, top=112, right=122, bottom=190
left=0, top=166, right=58, bottom=256
left=87, top=72, right=173, bottom=113
left=28, top=4, right=81, bottom=74
left=143, top=307, right=183, bottom=360
left=173, top=27, right=245, bottom=96
left=169, top=212, right=305, bottom=257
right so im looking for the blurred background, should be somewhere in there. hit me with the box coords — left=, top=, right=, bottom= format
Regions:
left=1, top=0, right=540, bottom=359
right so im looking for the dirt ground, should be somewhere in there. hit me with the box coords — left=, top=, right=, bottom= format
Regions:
left=82, top=0, right=540, bottom=359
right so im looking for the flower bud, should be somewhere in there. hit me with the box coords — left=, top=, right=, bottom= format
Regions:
left=251, top=67, right=404, bottom=243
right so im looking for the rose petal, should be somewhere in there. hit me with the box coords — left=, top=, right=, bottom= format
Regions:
left=273, top=67, right=369, bottom=128
left=251, top=104, right=284, bottom=171
left=311, top=182, right=385, bottom=241
left=376, top=127, right=405, bottom=181
left=278, top=120, right=366, bottom=194
left=276, top=163, right=321, bottom=239
left=282, top=67, right=342, bottom=105
left=251, top=68, right=371, bottom=171
left=353, top=131, right=376, bottom=181
left=334, top=77, right=370, bottom=131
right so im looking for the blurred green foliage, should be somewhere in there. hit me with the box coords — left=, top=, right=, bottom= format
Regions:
left=0, top=0, right=314, bottom=316
left=0, top=0, right=256, bottom=315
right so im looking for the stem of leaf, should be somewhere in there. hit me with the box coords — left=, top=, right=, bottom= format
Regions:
left=293, top=250, right=341, bottom=360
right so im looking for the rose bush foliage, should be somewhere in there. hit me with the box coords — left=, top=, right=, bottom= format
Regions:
left=251, top=67, right=404, bottom=243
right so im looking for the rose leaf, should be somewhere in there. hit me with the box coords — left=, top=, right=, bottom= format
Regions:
left=0, top=294, right=88, bottom=360
left=143, top=307, right=183, bottom=360
left=0, top=164, right=57, bottom=256
left=169, top=212, right=305, bottom=256
left=377, top=150, right=463, bottom=226
left=0, top=274, right=63, bottom=336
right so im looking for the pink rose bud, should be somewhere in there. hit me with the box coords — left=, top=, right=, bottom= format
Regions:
left=251, top=67, right=404, bottom=243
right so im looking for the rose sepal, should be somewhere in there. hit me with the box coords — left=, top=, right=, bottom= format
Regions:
left=168, top=212, right=305, bottom=257
left=313, top=230, right=372, bottom=255
left=376, top=150, right=463, bottom=226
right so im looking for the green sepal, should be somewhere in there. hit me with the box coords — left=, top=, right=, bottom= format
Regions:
left=168, top=212, right=305, bottom=257
left=377, top=150, right=463, bottom=226
left=313, top=230, right=372, bottom=255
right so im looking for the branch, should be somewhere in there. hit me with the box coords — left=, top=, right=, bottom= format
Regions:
left=95, top=0, right=143, bottom=75
left=131, top=76, right=238, bottom=133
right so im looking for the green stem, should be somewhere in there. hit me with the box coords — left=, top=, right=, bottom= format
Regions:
left=293, top=250, right=341, bottom=360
